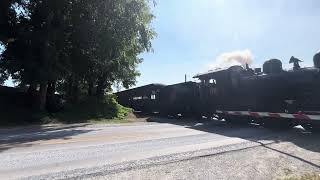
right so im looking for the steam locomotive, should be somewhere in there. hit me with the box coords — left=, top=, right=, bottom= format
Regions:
left=116, top=52, right=320, bottom=132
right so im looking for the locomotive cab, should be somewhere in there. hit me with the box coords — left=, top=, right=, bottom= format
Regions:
left=193, top=66, right=245, bottom=116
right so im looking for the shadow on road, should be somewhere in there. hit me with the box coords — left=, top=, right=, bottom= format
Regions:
left=0, top=124, right=93, bottom=153
left=145, top=115, right=320, bottom=168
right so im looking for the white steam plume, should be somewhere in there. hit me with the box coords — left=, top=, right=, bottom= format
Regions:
left=206, top=49, right=254, bottom=71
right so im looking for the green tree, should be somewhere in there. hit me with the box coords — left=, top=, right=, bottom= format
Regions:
left=0, top=0, right=156, bottom=111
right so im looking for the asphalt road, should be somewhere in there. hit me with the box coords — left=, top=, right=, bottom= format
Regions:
left=0, top=117, right=319, bottom=180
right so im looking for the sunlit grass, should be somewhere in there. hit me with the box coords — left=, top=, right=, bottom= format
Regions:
left=88, top=118, right=135, bottom=124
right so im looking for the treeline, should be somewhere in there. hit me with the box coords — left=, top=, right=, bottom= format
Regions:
left=0, top=0, right=155, bottom=111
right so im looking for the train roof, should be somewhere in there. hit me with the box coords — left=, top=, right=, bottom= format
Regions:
left=162, top=81, right=196, bottom=88
left=115, top=83, right=166, bottom=94
left=193, top=66, right=244, bottom=79
left=193, top=67, right=228, bottom=79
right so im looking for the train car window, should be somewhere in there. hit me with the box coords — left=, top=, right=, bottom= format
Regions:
left=151, top=94, right=156, bottom=99
left=209, top=79, right=216, bottom=84
left=133, top=97, right=142, bottom=100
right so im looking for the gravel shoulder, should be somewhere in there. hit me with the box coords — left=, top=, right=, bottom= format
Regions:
left=89, top=140, right=320, bottom=180
left=0, top=118, right=319, bottom=180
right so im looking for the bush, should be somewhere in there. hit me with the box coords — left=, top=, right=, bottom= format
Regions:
left=54, top=94, right=132, bottom=123
left=0, top=87, right=132, bottom=126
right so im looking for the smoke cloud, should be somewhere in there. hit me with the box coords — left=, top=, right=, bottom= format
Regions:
left=206, top=49, right=254, bottom=71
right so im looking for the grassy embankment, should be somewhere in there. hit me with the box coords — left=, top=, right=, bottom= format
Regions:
left=51, top=95, right=133, bottom=124
left=0, top=92, right=133, bottom=127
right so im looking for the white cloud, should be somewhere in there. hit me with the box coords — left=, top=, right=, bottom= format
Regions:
left=206, top=49, right=254, bottom=71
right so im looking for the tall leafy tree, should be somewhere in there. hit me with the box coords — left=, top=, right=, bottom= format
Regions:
left=0, top=0, right=23, bottom=84
left=0, top=0, right=156, bottom=111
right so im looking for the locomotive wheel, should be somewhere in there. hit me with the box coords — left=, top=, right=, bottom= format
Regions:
left=302, top=124, right=320, bottom=133
left=263, top=119, right=294, bottom=130
left=225, top=115, right=249, bottom=125
left=158, top=112, right=169, bottom=118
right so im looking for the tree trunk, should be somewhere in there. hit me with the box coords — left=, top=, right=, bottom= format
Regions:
left=66, top=76, right=73, bottom=101
left=39, top=81, right=48, bottom=111
left=88, top=80, right=94, bottom=96
left=66, top=76, right=79, bottom=103
left=47, top=80, right=56, bottom=97
left=72, top=80, right=80, bottom=103
left=38, top=11, right=53, bottom=111
left=47, top=80, right=56, bottom=106
left=96, top=78, right=106, bottom=97
left=28, top=82, right=37, bottom=94
left=27, top=82, right=38, bottom=109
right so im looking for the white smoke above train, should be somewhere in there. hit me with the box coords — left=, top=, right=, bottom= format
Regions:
left=206, top=49, right=254, bottom=71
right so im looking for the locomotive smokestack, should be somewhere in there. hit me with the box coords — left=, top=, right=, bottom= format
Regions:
left=185, top=74, right=187, bottom=82
left=314, top=52, right=320, bottom=68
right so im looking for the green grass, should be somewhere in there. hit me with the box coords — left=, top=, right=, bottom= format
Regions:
left=51, top=95, right=132, bottom=123
left=88, top=118, right=133, bottom=124
left=0, top=94, right=133, bottom=127
left=49, top=94, right=133, bottom=124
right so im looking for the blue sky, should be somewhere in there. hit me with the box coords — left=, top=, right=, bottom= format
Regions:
left=135, top=0, right=320, bottom=87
